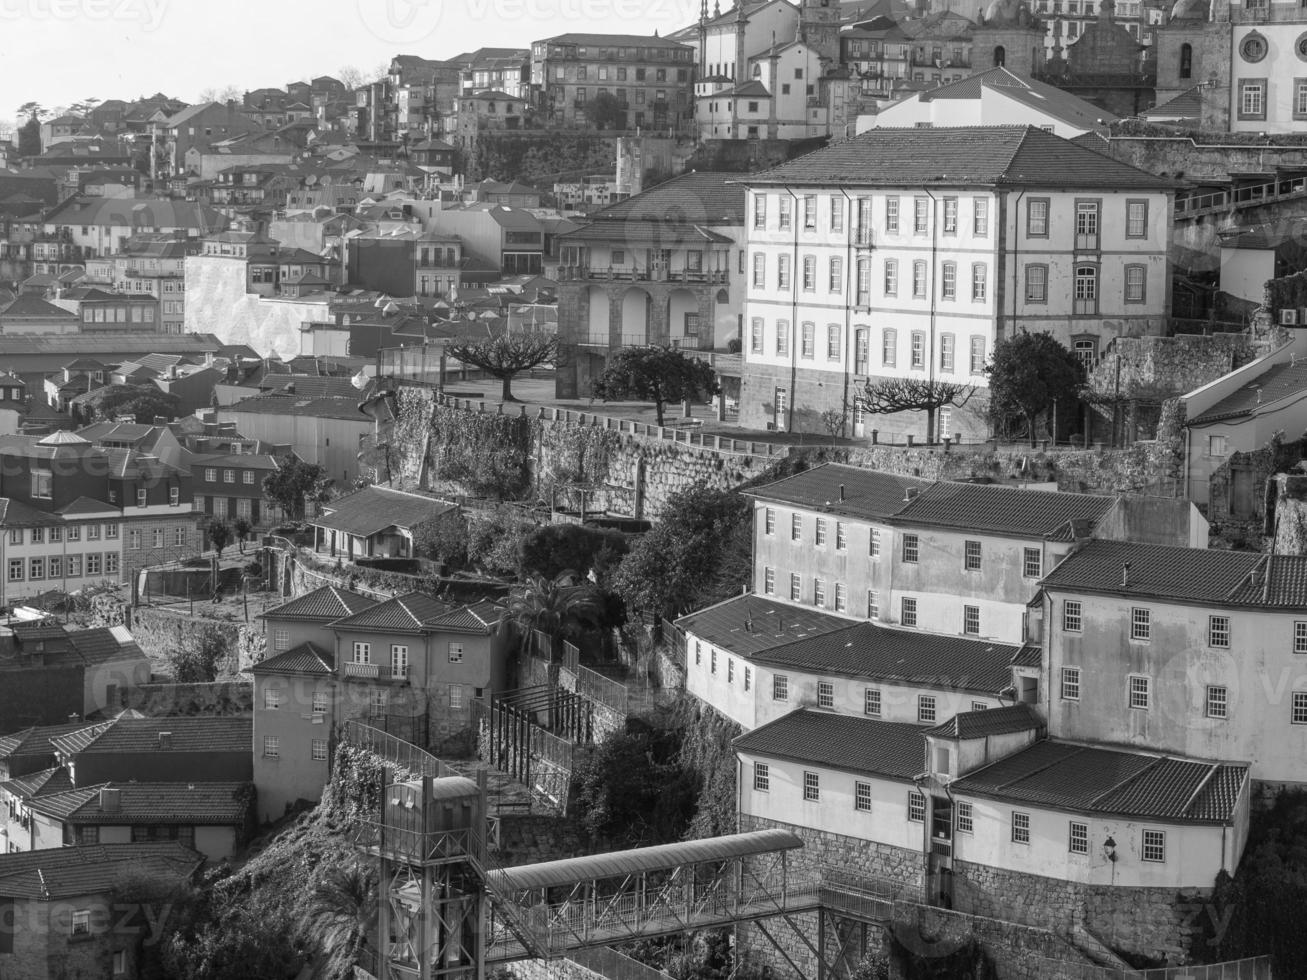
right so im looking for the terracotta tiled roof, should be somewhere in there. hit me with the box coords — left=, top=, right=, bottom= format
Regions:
left=311, top=486, right=455, bottom=537
left=1037, top=539, right=1307, bottom=608
left=331, top=592, right=456, bottom=633
left=734, top=709, right=925, bottom=781
left=250, top=641, right=334, bottom=676
left=743, top=463, right=930, bottom=522
left=0, top=723, right=91, bottom=761
left=923, top=702, right=1044, bottom=739
left=676, top=594, right=853, bottom=658
left=578, top=172, right=746, bottom=225
left=0, top=766, right=73, bottom=799
left=742, top=125, right=1180, bottom=190
left=0, top=842, right=201, bottom=900
left=50, top=717, right=251, bottom=757
left=892, top=482, right=1115, bottom=538
left=260, top=585, right=376, bottom=623
left=29, top=781, right=250, bottom=825
left=744, top=621, right=1020, bottom=694
left=951, top=740, right=1247, bottom=823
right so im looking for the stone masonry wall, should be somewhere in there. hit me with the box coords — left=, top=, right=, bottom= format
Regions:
left=1088, top=333, right=1258, bottom=401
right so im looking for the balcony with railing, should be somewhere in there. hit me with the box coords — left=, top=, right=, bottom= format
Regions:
left=344, top=661, right=380, bottom=678
left=557, top=265, right=729, bottom=286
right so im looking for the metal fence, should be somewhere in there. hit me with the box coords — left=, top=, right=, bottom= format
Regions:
left=340, top=720, right=454, bottom=779
left=1023, top=955, right=1273, bottom=980
left=568, top=946, right=673, bottom=980
left=573, top=664, right=628, bottom=714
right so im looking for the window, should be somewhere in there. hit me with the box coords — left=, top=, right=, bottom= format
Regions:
left=802, top=255, right=816, bottom=291
left=1061, top=667, right=1081, bottom=701
left=777, top=255, right=790, bottom=290
left=941, top=262, right=956, bottom=300
left=763, top=567, right=776, bottom=595
left=801, top=322, right=815, bottom=358
left=753, top=194, right=766, bottom=229
left=263, top=687, right=281, bottom=710
left=136, top=489, right=147, bottom=508
left=835, top=583, right=847, bottom=612
left=972, top=263, right=987, bottom=302
left=391, top=645, right=409, bottom=678
left=964, top=605, right=980, bottom=636
left=867, top=590, right=879, bottom=620
left=829, top=256, right=843, bottom=293
left=1074, top=265, right=1099, bottom=314
left=902, top=534, right=919, bottom=563
left=1239, top=79, right=1266, bottom=120
left=908, top=791, right=926, bottom=822
left=1012, top=811, right=1031, bottom=844
left=86, top=554, right=101, bottom=576
left=765, top=508, right=776, bottom=535
left=969, top=336, right=986, bottom=375
left=1070, top=821, right=1089, bottom=854
left=7, top=559, right=22, bottom=582
left=1027, top=199, right=1049, bottom=237
left=801, top=770, right=821, bottom=802
left=152, top=529, right=163, bottom=549
left=1296, top=621, right=1307, bottom=654
left=694, top=641, right=701, bottom=666
left=312, top=738, right=328, bottom=761
left=814, top=578, right=826, bottom=607
left=775, top=319, right=789, bottom=357
left=448, top=642, right=464, bottom=664
left=1142, top=829, right=1166, bottom=863
left=902, top=597, right=918, bottom=627
left=790, top=573, right=801, bottom=601
left=68, top=555, right=81, bottom=577
left=852, top=781, right=873, bottom=812
left=352, top=642, right=371, bottom=664
left=1126, top=200, right=1148, bottom=238
left=910, top=330, right=925, bottom=368
left=918, top=695, right=936, bottom=723
left=169, top=487, right=180, bottom=507
left=711, top=649, right=718, bottom=674
left=1209, top=615, right=1230, bottom=649
left=370, top=689, right=388, bottom=714
left=778, top=195, right=791, bottom=229
left=1129, top=675, right=1152, bottom=710
left=262, top=736, right=280, bottom=758
left=973, top=198, right=989, bottom=236
left=815, top=679, right=836, bottom=710
left=71, top=909, right=91, bottom=935
left=1063, top=600, right=1083, bottom=632
left=773, top=674, right=789, bottom=701
left=881, top=328, right=897, bottom=368
left=750, top=317, right=763, bottom=354
left=243, top=470, right=255, bottom=485
left=883, top=259, right=898, bottom=297
left=30, top=527, right=44, bottom=545
left=827, top=324, right=841, bottom=361
left=834, top=522, right=847, bottom=551
left=312, top=691, right=328, bottom=715
left=49, top=557, right=62, bottom=578
left=939, top=333, right=955, bottom=372
left=744, top=666, right=752, bottom=690
left=1025, top=264, right=1048, bottom=303
left=885, top=196, right=899, bottom=232
left=754, top=762, right=770, bottom=791
left=865, top=688, right=882, bottom=716
left=1021, top=547, right=1042, bottom=579
left=870, top=528, right=881, bottom=557
left=1294, top=692, right=1307, bottom=725
left=964, top=540, right=982, bottom=570
left=752, top=253, right=764, bottom=288
left=28, top=558, right=44, bottom=581
left=1131, top=607, right=1151, bottom=641
left=105, top=524, right=117, bottom=540
left=831, top=194, right=844, bottom=232
left=7, top=529, right=19, bottom=545
left=913, top=197, right=928, bottom=234
left=956, top=801, right=974, bottom=833
left=912, top=260, right=927, bottom=299
left=113, top=949, right=127, bottom=975
left=1207, top=685, right=1228, bottom=719
left=791, top=513, right=802, bottom=541
left=803, top=194, right=816, bottom=230
left=1297, top=79, right=1307, bottom=120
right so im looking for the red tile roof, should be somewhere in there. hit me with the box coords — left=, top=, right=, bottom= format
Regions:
left=250, top=641, right=334, bottom=676
left=734, top=708, right=925, bottom=781
left=892, top=482, right=1115, bottom=538
left=50, top=717, right=251, bottom=757
left=0, top=842, right=201, bottom=900
left=260, top=585, right=376, bottom=623
left=331, top=591, right=457, bottom=633
left=311, top=486, right=455, bottom=537
left=676, top=594, right=854, bottom=658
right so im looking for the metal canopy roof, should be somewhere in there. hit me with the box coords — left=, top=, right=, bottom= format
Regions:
left=489, top=829, right=802, bottom=893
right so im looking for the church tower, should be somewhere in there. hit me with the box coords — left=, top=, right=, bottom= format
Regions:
left=799, top=0, right=841, bottom=62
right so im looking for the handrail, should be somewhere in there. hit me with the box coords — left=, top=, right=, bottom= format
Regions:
left=1176, top=174, right=1307, bottom=217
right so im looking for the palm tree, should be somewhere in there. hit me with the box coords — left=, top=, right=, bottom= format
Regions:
left=507, top=572, right=605, bottom=661
left=300, top=860, right=378, bottom=980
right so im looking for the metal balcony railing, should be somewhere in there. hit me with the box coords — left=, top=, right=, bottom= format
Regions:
left=344, top=661, right=380, bottom=678
left=556, top=265, right=729, bottom=286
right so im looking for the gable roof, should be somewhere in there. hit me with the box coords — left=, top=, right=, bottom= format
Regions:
left=914, top=67, right=1115, bottom=130
left=924, top=702, right=1044, bottom=739
left=734, top=709, right=925, bottom=781
left=49, top=716, right=251, bottom=757
left=250, top=641, right=334, bottom=676
left=0, top=722, right=94, bottom=761
left=28, top=781, right=250, bottom=826
left=950, top=740, right=1247, bottom=823
left=743, top=463, right=930, bottom=522
left=676, top=594, right=854, bottom=658
left=0, top=766, right=73, bottom=800
left=746, top=622, right=1023, bottom=694
left=742, top=125, right=1178, bottom=190
left=1189, top=359, right=1307, bottom=425
left=310, top=486, right=456, bottom=537
left=576, top=171, right=746, bottom=226
left=0, top=842, right=201, bottom=900
left=330, top=591, right=458, bottom=633
left=892, top=482, right=1115, bottom=538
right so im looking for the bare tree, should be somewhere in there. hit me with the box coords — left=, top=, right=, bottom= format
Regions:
left=337, top=65, right=365, bottom=90
left=851, top=377, right=976, bottom=444
left=446, top=334, right=559, bottom=402
left=198, top=85, right=241, bottom=104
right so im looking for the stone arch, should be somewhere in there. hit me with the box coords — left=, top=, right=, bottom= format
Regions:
left=620, top=287, right=653, bottom=344
left=668, top=288, right=700, bottom=347
left=586, top=286, right=609, bottom=344
left=993, top=44, right=1006, bottom=66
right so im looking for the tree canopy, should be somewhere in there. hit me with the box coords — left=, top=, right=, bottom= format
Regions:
left=262, top=457, right=333, bottom=521
left=446, top=333, right=558, bottom=402
left=852, top=377, right=975, bottom=444
left=82, top=384, right=180, bottom=424
left=592, top=346, right=719, bottom=427
left=585, top=91, right=625, bottom=130
left=17, top=115, right=40, bottom=157
left=611, top=485, right=750, bottom=621
left=986, top=332, right=1084, bottom=446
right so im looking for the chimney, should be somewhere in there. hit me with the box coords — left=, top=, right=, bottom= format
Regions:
left=157, top=731, right=172, bottom=750
left=1121, top=562, right=1132, bottom=587
left=99, top=787, right=120, bottom=812
left=67, top=712, right=80, bottom=724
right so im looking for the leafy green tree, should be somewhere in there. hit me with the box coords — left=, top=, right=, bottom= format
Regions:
left=465, top=507, right=532, bottom=576
left=986, top=332, right=1084, bottom=446
left=507, top=572, right=605, bottom=658
left=17, top=114, right=40, bottom=157
left=518, top=524, right=629, bottom=582
left=612, top=485, right=750, bottom=621
left=592, top=346, right=719, bottom=427
left=167, top=623, right=228, bottom=682
left=85, top=384, right=181, bottom=423
left=232, top=516, right=252, bottom=554
left=584, top=90, right=625, bottom=130
left=299, top=860, right=377, bottom=980
left=206, top=519, right=233, bottom=558
left=445, top=333, right=558, bottom=402
left=412, top=511, right=469, bottom=567
left=263, top=457, right=333, bottom=521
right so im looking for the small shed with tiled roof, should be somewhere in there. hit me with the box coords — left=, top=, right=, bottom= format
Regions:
left=309, top=485, right=457, bottom=560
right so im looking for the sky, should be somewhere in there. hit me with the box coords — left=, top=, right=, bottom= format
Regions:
left=0, top=0, right=703, bottom=127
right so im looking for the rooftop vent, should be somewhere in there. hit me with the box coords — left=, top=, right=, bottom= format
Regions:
left=99, top=787, right=120, bottom=812
left=1121, top=562, right=1132, bottom=587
